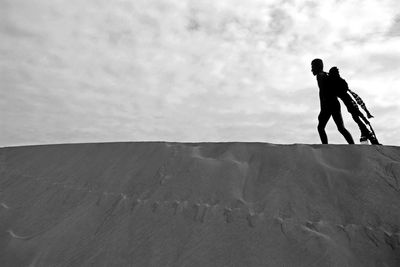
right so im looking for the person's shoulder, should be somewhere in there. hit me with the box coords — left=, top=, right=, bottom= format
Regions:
left=338, top=77, right=348, bottom=86
left=316, top=72, right=328, bottom=81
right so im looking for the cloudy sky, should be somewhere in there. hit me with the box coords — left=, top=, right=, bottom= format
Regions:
left=1, top=0, right=400, bottom=147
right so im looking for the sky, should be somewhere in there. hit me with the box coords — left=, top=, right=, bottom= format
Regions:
left=1, top=0, right=400, bottom=147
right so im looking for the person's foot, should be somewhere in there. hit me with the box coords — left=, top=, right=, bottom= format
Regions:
left=360, top=135, right=369, bottom=144
left=368, top=135, right=380, bottom=145
left=361, top=131, right=381, bottom=145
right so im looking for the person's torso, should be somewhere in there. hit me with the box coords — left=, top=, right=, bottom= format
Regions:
left=330, top=76, right=349, bottom=98
left=317, top=72, right=339, bottom=108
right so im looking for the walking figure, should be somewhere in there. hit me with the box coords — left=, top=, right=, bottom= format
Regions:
left=328, top=66, right=380, bottom=144
left=311, top=59, right=354, bottom=144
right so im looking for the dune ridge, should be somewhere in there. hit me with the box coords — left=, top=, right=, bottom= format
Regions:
left=0, top=142, right=399, bottom=266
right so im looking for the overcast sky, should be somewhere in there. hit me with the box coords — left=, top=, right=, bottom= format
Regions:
left=1, top=0, right=400, bottom=147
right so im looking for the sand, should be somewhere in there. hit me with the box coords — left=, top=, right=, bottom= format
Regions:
left=0, top=142, right=399, bottom=266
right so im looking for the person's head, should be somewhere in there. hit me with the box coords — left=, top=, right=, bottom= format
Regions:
left=311, top=58, right=323, bottom=75
left=329, top=66, right=340, bottom=78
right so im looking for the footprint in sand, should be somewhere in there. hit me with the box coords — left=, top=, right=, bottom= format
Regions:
left=1, top=202, right=10, bottom=209
left=151, top=201, right=160, bottom=213
left=247, top=212, right=259, bottom=228
left=384, top=231, right=399, bottom=250
left=7, top=230, right=39, bottom=240
left=172, top=200, right=181, bottom=215
left=223, top=208, right=233, bottom=223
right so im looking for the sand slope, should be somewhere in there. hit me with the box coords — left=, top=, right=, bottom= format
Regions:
left=0, top=142, right=399, bottom=267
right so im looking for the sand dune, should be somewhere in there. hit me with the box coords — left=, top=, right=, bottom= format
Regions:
left=0, top=142, right=399, bottom=266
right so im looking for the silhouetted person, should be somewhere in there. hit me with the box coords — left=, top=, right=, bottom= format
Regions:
left=328, top=67, right=380, bottom=144
left=311, top=59, right=354, bottom=144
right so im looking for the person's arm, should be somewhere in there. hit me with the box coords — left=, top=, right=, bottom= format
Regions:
left=348, top=89, right=374, bottom=118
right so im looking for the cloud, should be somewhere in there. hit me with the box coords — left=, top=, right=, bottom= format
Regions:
left=387, top=14, right=400, bottom=36
left=1, top=0, right=400, bottom=146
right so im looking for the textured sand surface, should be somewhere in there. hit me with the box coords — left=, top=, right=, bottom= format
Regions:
left=0, top=142, right=399, bottom=266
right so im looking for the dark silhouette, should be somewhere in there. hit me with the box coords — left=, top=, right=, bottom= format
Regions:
left=328, top=67, right=380, bottom=144
left=311, top=59, right=354, bottom=144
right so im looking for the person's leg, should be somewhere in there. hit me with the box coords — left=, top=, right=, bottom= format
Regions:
left=368, top=128, right=380, bottom=144
left=351, top=113, right=370, bottom=135
left=351, top=112, right=380, bottom=144
left=341, top=96, right=368, bottom=136
left=317, top=110, right=331, bottom=144
left=341, top=95, right=380, bottom=144
left=332, top=109, right=355, bottom=144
